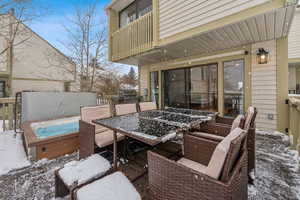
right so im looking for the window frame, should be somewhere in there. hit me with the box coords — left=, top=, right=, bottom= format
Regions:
left=118, top=0, right=152, bottom=28
left=223, top=59, right=245, bottom=116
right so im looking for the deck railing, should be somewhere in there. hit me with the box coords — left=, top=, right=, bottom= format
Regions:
left=0, top=98, right=16, bottom=131
left=288, top=96, right=300, bottom=153
left=111, top=12, right=153, bottom=61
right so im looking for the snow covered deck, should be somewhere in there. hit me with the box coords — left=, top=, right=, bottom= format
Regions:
left=0, top=130, right=299, bottom=200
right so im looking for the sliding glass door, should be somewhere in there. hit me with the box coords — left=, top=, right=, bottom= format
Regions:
left=164, top=64, right=218, bottom=112
left=224, top=59, right=244, bottom=116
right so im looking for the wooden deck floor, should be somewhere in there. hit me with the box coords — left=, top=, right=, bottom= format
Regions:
left=117, top=141, right=182, bottom=199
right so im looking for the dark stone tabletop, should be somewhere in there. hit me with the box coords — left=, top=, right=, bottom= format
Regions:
left=93, top=108, right=213, bottom=142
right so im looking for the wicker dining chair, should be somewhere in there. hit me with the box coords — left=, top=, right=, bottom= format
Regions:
left=79, top=105, right=125, bottom=159
left=115, top=103, right=138, bottom=116
left=138, top=101, right=157, bottom=112
left=189, top=107, right=257, bottom=175
left=148, top=128, right=248, bottom=200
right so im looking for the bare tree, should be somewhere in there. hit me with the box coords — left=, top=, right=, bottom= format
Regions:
left=59, top=3, right=110, bottom=92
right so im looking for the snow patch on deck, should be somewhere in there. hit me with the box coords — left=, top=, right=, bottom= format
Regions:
left=0, top=131, right=30, bottom=175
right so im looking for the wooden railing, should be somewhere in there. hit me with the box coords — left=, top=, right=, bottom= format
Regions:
left=111, top=12, right=153, bottom=61
left=288, top=96, right=300, bottom=153
left=0, top=98, right=16, bottom=131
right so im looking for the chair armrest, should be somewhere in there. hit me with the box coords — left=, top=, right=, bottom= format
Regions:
left=147, top=151, right=248, bottom=200
left=193, top=123, right=232, bottom=137
left=79, top=120, right=95, bottom=159
left=215, top=116, right=235, bottom=125
left=184, top=134, right=218, bottom=166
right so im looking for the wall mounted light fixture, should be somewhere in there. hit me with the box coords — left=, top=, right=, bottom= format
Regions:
left=256, top=48, right=269, bottom=64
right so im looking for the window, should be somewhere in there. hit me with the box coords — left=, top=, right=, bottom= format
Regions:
left=164, top=64, right=218, bottom=112
left=119, top=0, right=152, bottom=28
left=0, top=80, right=6, bottom=98
left=64, top=82, right=71, bottom=92
left=150, top=71, right=159, bottom=105
left=224, top=60, right=244, bottom=116
left=288, top=63, right=300, bottom=94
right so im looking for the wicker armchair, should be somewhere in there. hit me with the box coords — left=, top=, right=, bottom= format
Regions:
left=148, top=128, right=248, bottom=200
left=191, top=107, right=257, bottom=174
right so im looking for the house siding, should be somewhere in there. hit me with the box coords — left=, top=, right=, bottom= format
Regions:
left=11, top=80, right=65, bottom=95
left=251, top=40, right=278, bottom=131
left=139, top=66, right=149, bottom=98
left=159, top=0, right=270, bottom=39
left=288, top=8, right=300, bottom=60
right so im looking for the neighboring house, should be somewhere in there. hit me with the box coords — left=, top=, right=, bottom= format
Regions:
left=288, top=6, right=300, bottom=94
left=106, top=0, right=299, bottom=132
left=0, top=13, right=75, bottom=97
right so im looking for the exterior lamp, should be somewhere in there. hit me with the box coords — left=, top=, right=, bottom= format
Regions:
left=257, top=48, right=269, bottom=64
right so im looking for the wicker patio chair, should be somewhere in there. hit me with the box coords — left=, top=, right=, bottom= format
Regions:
left=73, top=172, right=141, bottom=200
left=138, top=101, right=157, bottom=112
left=148, top=128, right=248, bottom=200
left=55, top=154, right=112, bottom=199
left=190, top=107, right=257, bottom=174
left=115, top=103, right=138, bottom=115
left=79, top=105, right=125, bottom=159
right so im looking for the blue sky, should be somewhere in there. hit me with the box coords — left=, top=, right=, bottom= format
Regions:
left=27, top=0, right=134, bottom=74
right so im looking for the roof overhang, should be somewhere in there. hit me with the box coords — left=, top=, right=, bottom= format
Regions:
left=119, top=4, right=298, bottom=66
left=106, top=0, right=135, bottom=12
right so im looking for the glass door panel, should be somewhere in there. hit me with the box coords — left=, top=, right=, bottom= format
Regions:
left=150, top=71, right=159, bottom=106
left=164, top=69, right=189, bottom=108
left=163, top=64, right=218, bottom=111
left=224, top=59, right=244, bottom=116
left=189, top=65, right=218, bottom=111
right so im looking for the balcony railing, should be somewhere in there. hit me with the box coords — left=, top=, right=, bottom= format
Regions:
left=111, top=11, right=153, bottom=61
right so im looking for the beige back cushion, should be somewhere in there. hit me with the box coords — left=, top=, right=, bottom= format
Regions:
left=140, top=102, right=157, bottom=111
left=115, top=103, right=137, bottom=116
left=244, top=106, right=255, bottom=130
left=81, top=105, right=111, bottom=133
left=230, top=115, right=244, bottom=132
left=206, top=128, right=244, bottom=179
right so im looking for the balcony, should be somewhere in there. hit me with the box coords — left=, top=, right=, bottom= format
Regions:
left=111, top=11, right=153, bottom=61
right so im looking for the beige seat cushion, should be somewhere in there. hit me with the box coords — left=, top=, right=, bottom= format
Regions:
left=116, top=104, right=137, bottom=115
left=230, top=115, right=244, bottom=132
left=177, top=158, right=207, bottom=174
left=190, top=132, right=224, bottom=141
left=95, top=130, right=125, bottom=148
left=139, top=102, right=157, bottom=111
left=206, top=128, right=244, bottom=179
left=244, top=106, right=255, bottom=130
left=81, top=105, right=112, bottom=134
left=76, top=172, right=141, bottom=200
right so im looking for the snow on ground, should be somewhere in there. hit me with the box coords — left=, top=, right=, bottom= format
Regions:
left=0, top=130, right=299, bottom=200
left=249, top=130, right=300, bottom=200
left=0, top=131, right=31, bottom=176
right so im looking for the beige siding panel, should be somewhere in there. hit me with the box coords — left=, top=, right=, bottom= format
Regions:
left=11, top=80, right=64, bottom=96
left=159, top=0, right=270, bottom=39
left=251, top=40, right=277, bottom=131
left=289, top=8, right=300, bottom=60
left=139, top=66, right=149, bottom=96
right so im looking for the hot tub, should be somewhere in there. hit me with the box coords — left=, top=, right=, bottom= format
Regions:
left=22, top=116, right=80, bottom=161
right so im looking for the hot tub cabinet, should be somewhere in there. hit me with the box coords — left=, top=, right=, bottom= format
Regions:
left=22, top=117, right=80, bottom=161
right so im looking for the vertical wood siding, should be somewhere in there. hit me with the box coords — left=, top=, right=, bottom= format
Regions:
left=289, top=8, right=300, bottom=60
left=159, top=0, right=270, bottom=39
left=251, top=40, right=277, bottom=131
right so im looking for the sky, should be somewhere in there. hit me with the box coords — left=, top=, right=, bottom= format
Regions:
left=27, top=0, right=134, bottom=74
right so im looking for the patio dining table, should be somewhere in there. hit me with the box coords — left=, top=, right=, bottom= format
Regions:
left=92, top=108, right=216, bottom=171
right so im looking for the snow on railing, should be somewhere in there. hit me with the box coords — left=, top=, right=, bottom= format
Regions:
left=288, top=97, right=300, bottom=153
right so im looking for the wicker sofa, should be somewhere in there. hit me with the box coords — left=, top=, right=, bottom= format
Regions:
left=148, top=128, right=248, bottom=200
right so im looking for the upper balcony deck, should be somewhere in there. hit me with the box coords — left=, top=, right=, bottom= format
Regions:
left=107, top=0, right=298, bottom=65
